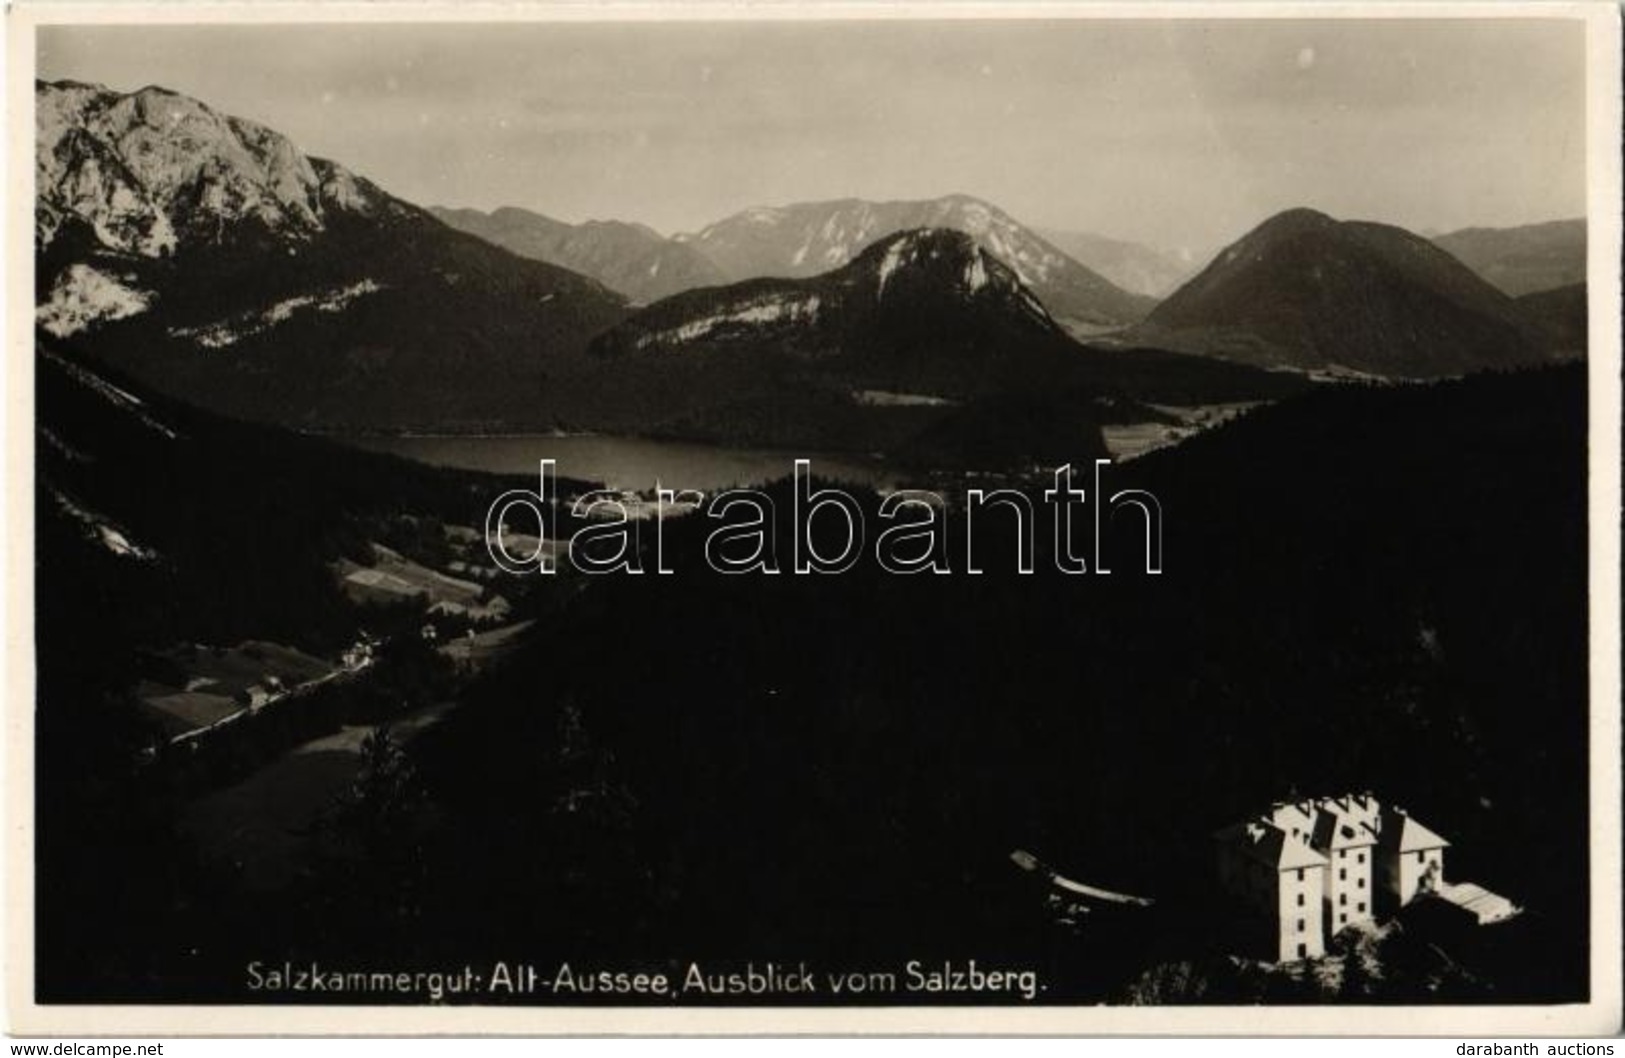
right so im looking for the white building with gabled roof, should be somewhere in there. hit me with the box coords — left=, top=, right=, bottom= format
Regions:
left=1213, top=817, right=1330, bottom=962
left=1215, top=792, right=1445, bottom=962
left=1377, top=803, right=1450, bottom=906
left=1313, top=794, right=1381, bottom=933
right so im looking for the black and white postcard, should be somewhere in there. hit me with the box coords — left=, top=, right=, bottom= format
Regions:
left=6, top=1, right=1621, bottom=1035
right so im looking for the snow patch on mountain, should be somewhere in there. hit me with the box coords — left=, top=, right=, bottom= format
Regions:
left=875, top=229, right=983, bottom=298
left=171, top=280, right=384, bottom=348
left=39, top=427, right=91, bottom=464
left=852, top=389, right=955, bottom=408
left=38, top=264, right=152, bottom=337
left=50, top=486, right=158, bottom=561
left=873, top=231, right=1017, bottom=305
left=1016, top=286, right=1054, bottom=325
left=876, top=239, right=911, bottom=295
left=315, top=162, right=377, bottom=215
left=40, top=349, right=180, bottom=440
left=953, top=199, right=994, bottom=232
left=635, top=293, right=823, bottom=348
left=964, top=252, right=990, bottom=293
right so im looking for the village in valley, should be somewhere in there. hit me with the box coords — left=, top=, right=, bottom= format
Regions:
left=132, top=521, right=529, bottom=748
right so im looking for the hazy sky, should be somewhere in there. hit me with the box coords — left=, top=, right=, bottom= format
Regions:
left=37, top=18, right=1587, bottom=255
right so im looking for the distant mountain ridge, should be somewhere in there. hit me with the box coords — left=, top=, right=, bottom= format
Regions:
left=589, top=227, right=1307, bottom=456
left=430, top=205, right=727, bottom=304
left=672, top=194, right=1157, bottom=331
left=1036, top=228, right=1201, bottom=299
left=1135, top=208, right=1551, bottom=378
left=1431, top=219, right=1586, bottom=297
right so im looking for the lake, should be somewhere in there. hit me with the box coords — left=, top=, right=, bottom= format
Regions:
left=342, top=434, right=904, bottom=493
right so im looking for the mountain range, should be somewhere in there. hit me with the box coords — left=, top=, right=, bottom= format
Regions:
left=34, top=78, right=1587, bottom=445
left=32, top=79, right=1292, bottom=451
left=429, top=205, right=726, bottom=304
left=672, top=195, right=1158, bottom=332
left=437, top=193, right=1162, bottom=332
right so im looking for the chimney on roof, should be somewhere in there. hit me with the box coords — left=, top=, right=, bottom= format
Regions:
left=1246, top=822, right=1265, bottom=842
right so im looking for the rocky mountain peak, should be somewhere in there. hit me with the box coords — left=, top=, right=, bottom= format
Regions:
left=36, top=78, right=391, bottom=259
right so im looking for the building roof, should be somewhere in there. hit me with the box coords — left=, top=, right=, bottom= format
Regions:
left=1381, top=808, right=1451, bottom=852
left=1435, top=882, right=1519, bottom=924
left=1215, top=819, right=1328, bottom=871
left=1311, top=810, right=1379, bottom=851
left=1221, top=794, right=1452, bottom=874
left=1321, top=793, right=1382, bottom=830
left=1267, top=801, right=1318, bottom=840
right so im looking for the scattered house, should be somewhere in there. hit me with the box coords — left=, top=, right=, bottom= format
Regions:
left=233, top=684, right=272, bottom=710
left=420, top=623, right=439, bottom=642
left=426, top=593, right=511, bottom=622
left=340, top=640, right=375, bottom=670
left=1432, top=882, right=1520, bottom=925
left=1214, top=793, right=1508, bottom=963
left=438, top=619, right=537, bottom=673
left=132, top=640, right=338, bottom=744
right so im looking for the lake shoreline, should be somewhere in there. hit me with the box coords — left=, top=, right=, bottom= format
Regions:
left=335, top=432, right=907, bottom=493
